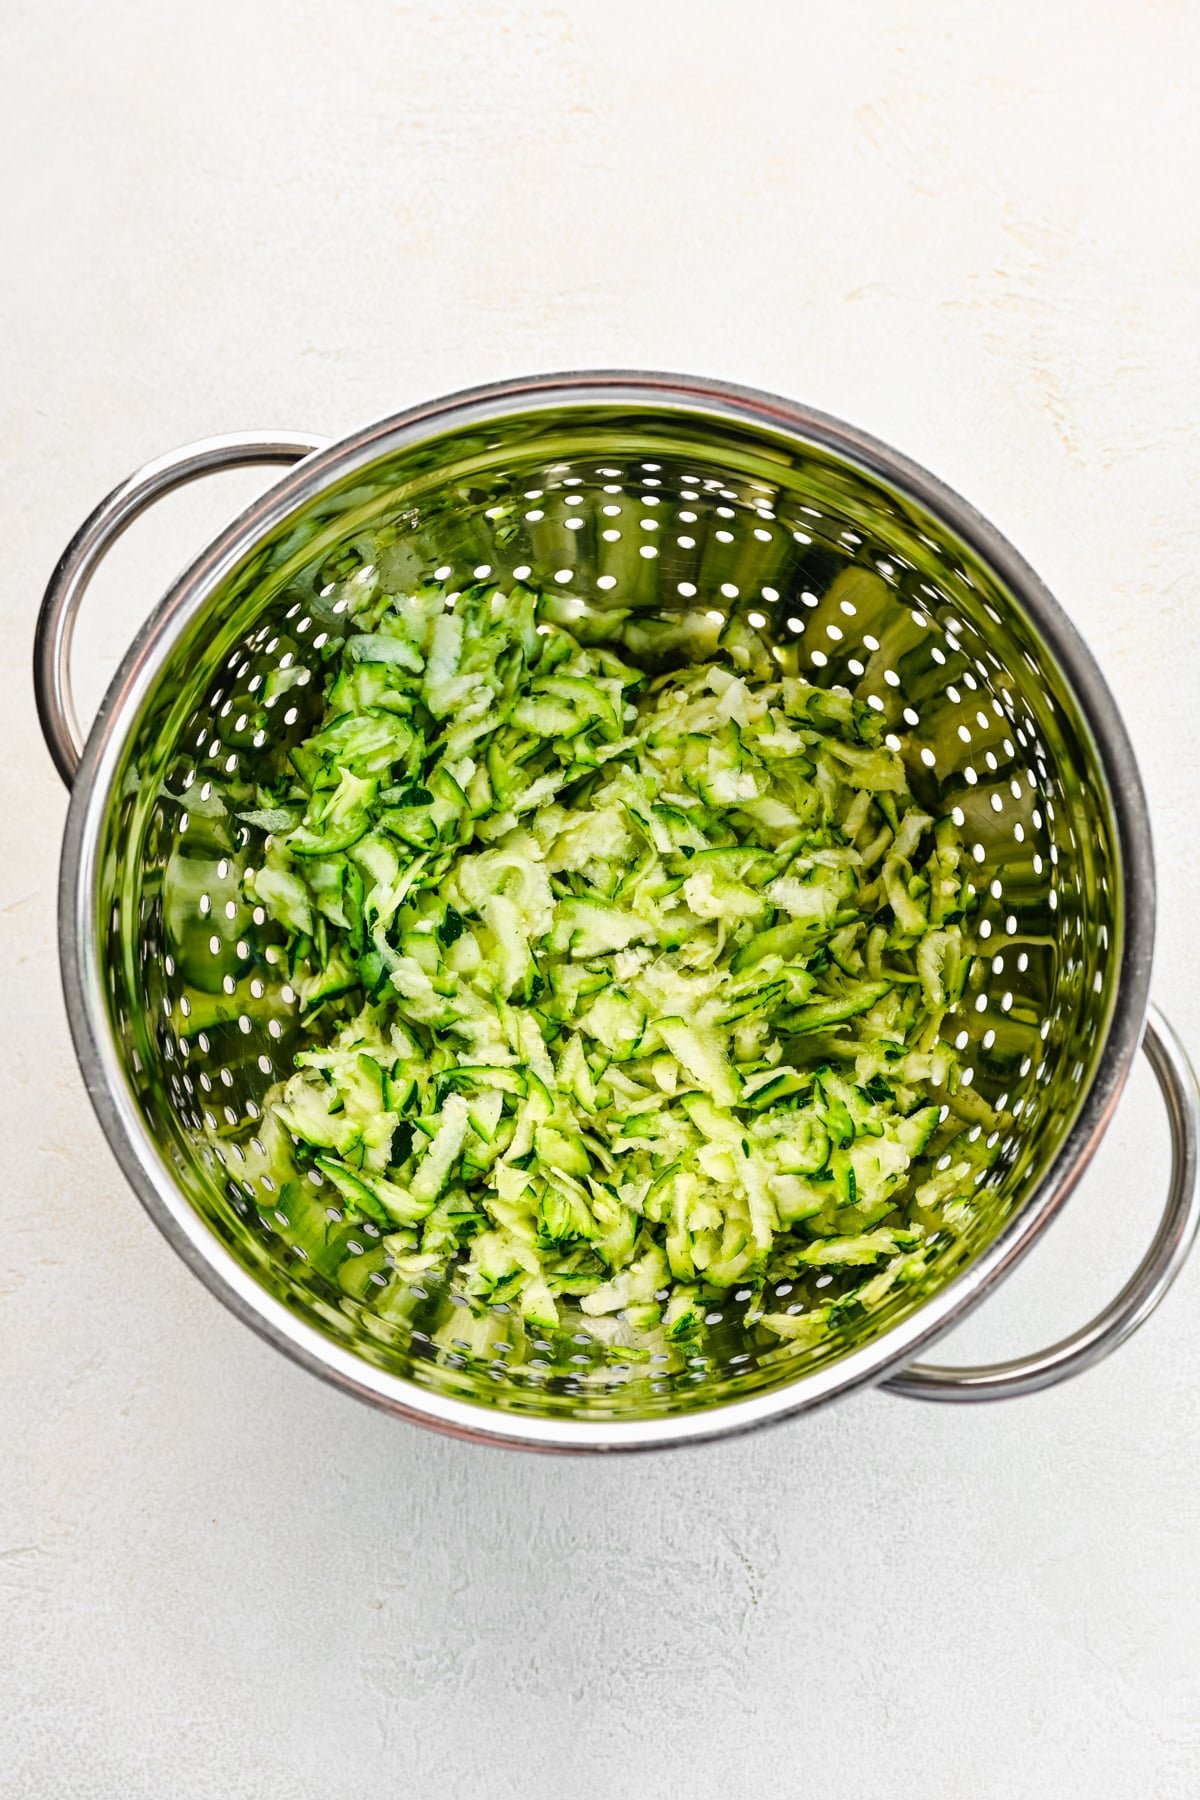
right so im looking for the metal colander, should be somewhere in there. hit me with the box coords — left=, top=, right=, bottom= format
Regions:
left=36, top=373, right=1200, bottom=1451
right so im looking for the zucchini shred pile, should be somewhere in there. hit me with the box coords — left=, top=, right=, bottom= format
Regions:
left=229, top=572, right=993, bottom=1364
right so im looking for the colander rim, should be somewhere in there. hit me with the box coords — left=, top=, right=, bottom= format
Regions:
left=56, top=369, right=1155, bottom=1450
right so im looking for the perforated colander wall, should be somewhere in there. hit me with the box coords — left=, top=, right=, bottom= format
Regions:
left=92, top=402, right=1119, bottom=1424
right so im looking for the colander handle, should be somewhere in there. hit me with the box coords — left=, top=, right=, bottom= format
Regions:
left=34, top=432, right=328, bottom=788
left=885, top=1004, right=1200, bottom=1401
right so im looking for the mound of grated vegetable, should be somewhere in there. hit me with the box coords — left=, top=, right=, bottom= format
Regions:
left=238, top=577, right=985, bottom=1347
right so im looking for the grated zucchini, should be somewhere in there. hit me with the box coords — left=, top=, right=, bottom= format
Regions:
left=234, top=575, right=988, bottom=1348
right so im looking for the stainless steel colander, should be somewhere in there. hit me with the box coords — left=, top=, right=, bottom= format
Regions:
left=35, top=372, right=1200, bottom=1451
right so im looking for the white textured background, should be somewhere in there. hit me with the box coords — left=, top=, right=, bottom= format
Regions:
left=4, top=3, right=1200, bottom=1796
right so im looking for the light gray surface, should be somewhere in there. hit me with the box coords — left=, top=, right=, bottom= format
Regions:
left=4, top=3, right=1200, bottom=1795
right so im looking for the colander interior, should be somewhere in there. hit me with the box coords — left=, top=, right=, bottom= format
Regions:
left=89, top=397, right=1121, bottom=1427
